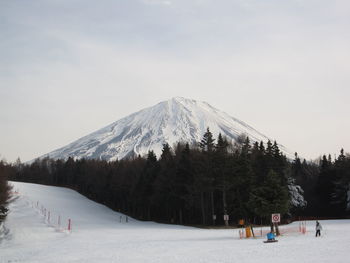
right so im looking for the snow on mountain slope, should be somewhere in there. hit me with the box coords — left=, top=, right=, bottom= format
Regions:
left=39, top=97, right=292, bottom=161
left=2, top=182, right=350, bottom=263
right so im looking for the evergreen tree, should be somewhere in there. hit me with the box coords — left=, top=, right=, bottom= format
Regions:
left=266, top=140, right=273, bottom=157
left=248, top=169, right=289, bottom=220
left=332, top=149, right=350, bottom=215
left=272, top=141, right=280, bottom=158
left=152, top=143, right=175, bottom=222
left=292, top=153, right=302, bottom=179
left=199, top=127, right=215, bottom=152
left=252, top=142, right=259, bottom=157
left=134, top=150, right=159, bottom=220
left=214, top=133, right=230, bottom=225
left=174, top=143, right=193, bottom=224
left=0, top=161, right=12, bottom=222
left=241, top=136, right=251, bottom=157
left=316, top=155, right=334, bottom=216
left=259, top=141, right=265, bottom=153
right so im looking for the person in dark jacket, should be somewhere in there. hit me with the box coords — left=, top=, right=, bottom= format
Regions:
left=315, top=221, right=322, bottom=237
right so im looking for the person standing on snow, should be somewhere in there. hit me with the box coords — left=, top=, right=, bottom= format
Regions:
left=316, top=221, right=322, bottom=237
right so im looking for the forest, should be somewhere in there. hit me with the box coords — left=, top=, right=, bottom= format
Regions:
left=1, top=129, right=350, bottom=226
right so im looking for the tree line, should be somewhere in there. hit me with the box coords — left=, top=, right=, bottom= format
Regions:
left=0, top=160, right=13, bottom=223
left=2, top=129, right=350, bottom=225
left=292, top=149, right=350, bottom=218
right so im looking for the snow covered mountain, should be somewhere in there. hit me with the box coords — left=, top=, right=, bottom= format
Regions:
left=39, top=97, right=291, bottom=161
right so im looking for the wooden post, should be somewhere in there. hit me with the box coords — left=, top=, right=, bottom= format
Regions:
left=275, top=222, right=280, bottom=236
left=271, top=213, right=281, bottom=236
left=250, top=225, right=255, bottom=238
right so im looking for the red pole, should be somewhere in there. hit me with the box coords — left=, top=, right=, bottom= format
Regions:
left=68, top=219, right=71, bottom=231
left=301, top=221, right=304, bottom=234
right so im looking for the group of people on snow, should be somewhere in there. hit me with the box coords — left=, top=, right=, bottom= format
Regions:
left=266, top=220, right=322, bottom=242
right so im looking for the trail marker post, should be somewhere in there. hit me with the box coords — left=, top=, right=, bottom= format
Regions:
left=238, top=219, right=244, bottom=238
left=271, top=213, right=281, bottom=236
left=68, top=219, right=72, bottom=232
left=301, top=221, right=306, bottom=234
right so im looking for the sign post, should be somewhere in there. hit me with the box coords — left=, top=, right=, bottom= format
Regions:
left=271, top=214, right=280, bottom=223
left=271, top=213, right=281, bottom=236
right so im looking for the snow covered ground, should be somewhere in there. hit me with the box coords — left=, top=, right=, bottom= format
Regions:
left=1, top=182, right=350, bottom=263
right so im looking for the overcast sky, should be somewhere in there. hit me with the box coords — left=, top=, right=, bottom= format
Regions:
left=1, top=0, right=349, bottom=162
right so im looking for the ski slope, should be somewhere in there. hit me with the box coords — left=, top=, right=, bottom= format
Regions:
left=1, top=182, right=350, bottom=263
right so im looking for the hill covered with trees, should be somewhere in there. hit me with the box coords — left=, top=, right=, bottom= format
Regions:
left=4, top=129, right=350, bottom=226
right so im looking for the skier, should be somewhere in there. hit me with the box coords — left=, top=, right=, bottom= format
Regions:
left=315, top=221, right=322, bottom=237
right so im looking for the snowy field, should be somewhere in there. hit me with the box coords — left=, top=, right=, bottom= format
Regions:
left=1, top=182, right=350, bottom=263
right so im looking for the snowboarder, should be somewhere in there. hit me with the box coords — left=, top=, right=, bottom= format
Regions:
left=264, top=231, right=278, bottom=243
left=267, top=231, right=276, bottom=241
left=315, top=221, right=322, bottom=237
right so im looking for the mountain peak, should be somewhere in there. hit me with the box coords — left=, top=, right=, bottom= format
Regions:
left=39, top=98, right=291, bottom=161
